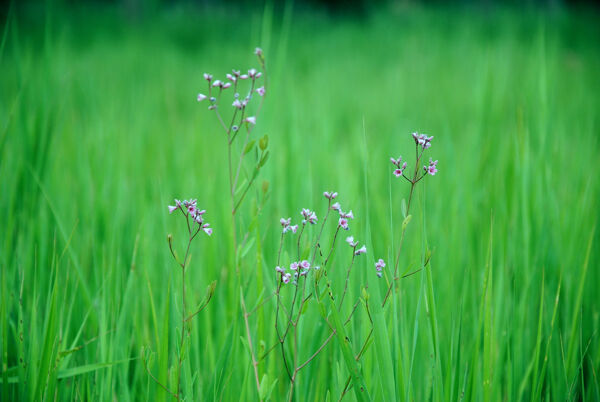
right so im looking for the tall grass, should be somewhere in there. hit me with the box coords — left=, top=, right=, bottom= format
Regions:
left=1, top=2, right=599, bottom=400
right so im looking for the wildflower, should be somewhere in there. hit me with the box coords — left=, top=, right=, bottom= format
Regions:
left=168, top=205, right=178, bottom=214
left=354, top=245, right=367, bottom=256
left=412, top=132, right=433, bottom=150
left=197, top=93, right=207, bottom=102
left=393, top=169, right=403, bottom=177
left=240, top=74, right=249, bottom=80
left=300, top=260, right=310, bottom=270
left=202, top=224, right=212, bottom=236
left=212, top=80, right=223, bottom=88
left=301, top=208, right=317, bottom=224
left=331, top=202, right=341, bottom=211
left=256, top=86, right=266, bottom=97
left=340, top=210, right=354, bottom=220
left=232, top=70, right=241, bottom=78
left=323, top=191, right=338, bottom=200
left=290, top=262, right=299, bottom=271
left=282, top=273, right=291, bottom=284
left=289, top=224, right=298, bottom=234
left=248, top=68, right=258, bottom=78
left=222, top=82, right=232, bottom=89
left=226, top=73, right=236, bottom=82
left=203, top=73, right=212, bottom=81
left=425, top=158, right=438, bottom=176
left=232, top=99, right=243, bottom=109
left=254, top=47, right=263, bottom=57
left=346, top=236, right=358, bottom=247
left=339, top=217, right=349, bottom=230
left=275, top=266, right=285, bottom=274
left=375, top=259, right=385, bottom=270
left=187, top=204, right=197, bottom=216
left=280, top=217, right=291, bottom=227
left=245, top=116, right=256, bottom=125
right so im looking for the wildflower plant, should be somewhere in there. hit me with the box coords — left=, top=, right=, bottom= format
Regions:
left=197, top=48, right=270, bottom=394
left=381, top=132, right=438, bottom=306
left=273, top=192, right=374, bottom=401
left=142, top=199, right=216, bottom=400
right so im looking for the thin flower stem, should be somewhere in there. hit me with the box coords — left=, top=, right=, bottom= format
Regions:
left=338, top=249, right=356, bottom=309
left=295, top=331, right=335, bottom=372
left=142, top=354, right=179, bottom=400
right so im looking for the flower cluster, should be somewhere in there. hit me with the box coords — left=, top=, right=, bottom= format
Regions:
left=168, top=199, right=212, bottom=236
left=197, top=48, right=265, bottom=126
left=412, top=132, right=434, bottom=150
left=301, top=208, right=318, bottom=225
left=323, top=191, right=338, bottom=200
left=390, top=157, right=408, bottom=177
left=276, top=260, right=318, bottom=285
left=280, top=217, right=298, bottom=234
left=375, top=259, right=385, bottom=278
left=425, top=158, right=438, bottom=176
left=346, top=236, right=367, bottom=255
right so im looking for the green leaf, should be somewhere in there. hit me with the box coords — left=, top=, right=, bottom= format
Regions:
left=259, top=134, right=269, bottom=151
left=243, top=140, right=256, bottom=155
left=259, top=151, right=270, bottom=167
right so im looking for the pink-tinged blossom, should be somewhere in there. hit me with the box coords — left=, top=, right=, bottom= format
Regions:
left=426, top=158, right=438, bottom=176
left=232, top=99, right=243, bottom=109
left=282, top=273, right=291, bottom=284
left=393, top=169, right=403, bottom=177
left=340, top=210, right=354, bottom=220
left=390, top=156, right=402, bottom=167
left=290, top=225, right=298, bottom=234
left=202, top=224, right=212, bottom=236
left=222, top=82, right=231, bottom=89
left=256, top=86, right=266, bottom=96
left=203, top=73, right=212, bottom=81
left=187, top=205, right=197, bottom=216
left=375, top=259, right=386, bottom=270
left=290, top=262, right=299, bottom=271
left=412, top=132, right=433, bottom=150
left=301, top=209, right=317, bottom=224
left=226, top=73, right=236, bottom=82
left=255, top=47, right=263, bottom=56
left=255, top=72, right=262, bottom=79
left=354, top=245, right=367, bottom=256
left=281, top=217, right=291, bottom=227
left=240, top=74, right=249, bottom=80
left=323, top=191, right=338, bottom=200
left=232, top=70, right=241, bottom=78
left=339, top=217, right=349, bottom=230
left=248, top=68, right=258, bottom=78
left=300, top=260, right=310, bottom=270
left=331, top=202, right=341, bottom=211
left=245, top=116, right=256, bottom=125
left=212, top=80, right=223, bottom=88
left=168, top=205, right=178, bottom=214
left=346, top=236, right=358, bottom=247
left=276, top=266, right=285, bottom=274
left=197, top=93, right=207, bottom=102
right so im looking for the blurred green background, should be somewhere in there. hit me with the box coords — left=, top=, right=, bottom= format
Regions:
left=1, top=0, right=599, bottom=400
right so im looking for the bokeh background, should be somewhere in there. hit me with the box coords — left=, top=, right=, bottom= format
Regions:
left=1, top=0, right=599, bottom=400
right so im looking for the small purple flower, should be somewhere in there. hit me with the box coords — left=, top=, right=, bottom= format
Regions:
left=188, top=205, right=197, bottom=216
left=290, top=262, right=299, bottom=271
left=300, top=260, right=310, bottom=270
left=331, top=202, right=341, bottom=211
left=222, top=82, right=231, bottom=89
left=339, top=217, right=349, bottom=230
left=240, top=74, right=249, bottom=80
left=197, top=93, right=207, bottom=102
left=256, top=86, right=266, bottom=97
left=282, top=273, right=291, bottom=284
left=390, top=156, right=402, bottom=167
left=202, top=224, right=212, bottom=236
left=226, top=73, right=236, bottom=82
left=290, top=224, right=298, bottom=234
left=281, top=217, right=291, bottom=227
left=232, top=99, right=243, bottom=109
left=426, top=158, right=438, bottom=176
left=354, top=245, right=367, bottom=256
left=203, top=73, right=212, bottom=81
left=255, top=47, right=263, bottom=57
left=340, top=210, right=354, bottom=220
left=375, top=259, right=385, bottom=270
left=412, top=132, right=433, bottom=150
left=232, top=70, right=241, bottom=78
left=346, top=236, right=358, bottom=247
left=276, top=266, right=285, bottom=274
left=248, top=68, right=258, bottom=78
left=245, top=116, right=256, bottom=125
left=212, top=80, right=223, bottom=88
left=168, top=205, right=178, bottom=214
left=393, top=169, right=403, bottom=177
left=323, top=191, right=338, bottom=200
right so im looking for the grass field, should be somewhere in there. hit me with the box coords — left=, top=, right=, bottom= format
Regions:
left=1, top=2, right=599, bottom=400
